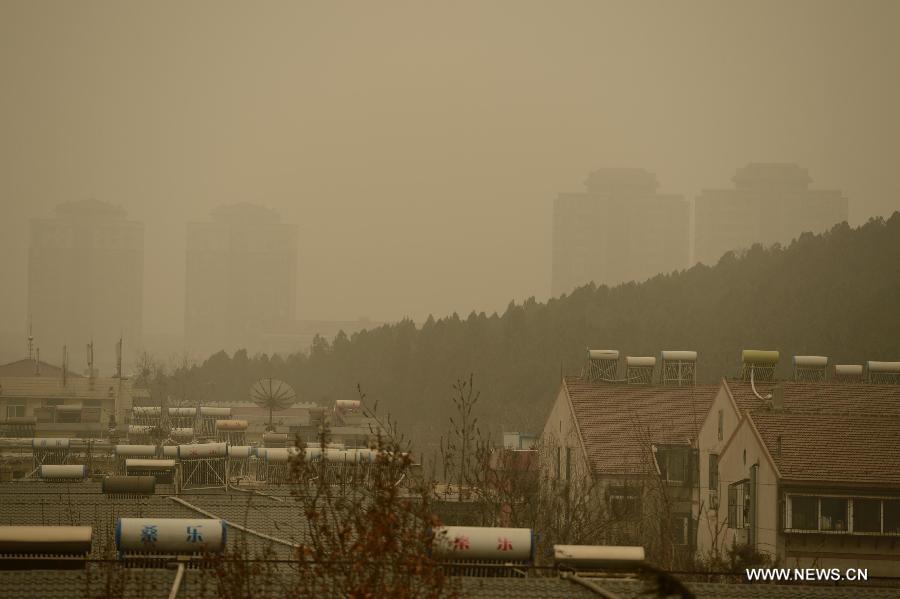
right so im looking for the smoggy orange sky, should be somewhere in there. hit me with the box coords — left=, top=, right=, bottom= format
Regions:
left=2, top=0, right=899, bottom=360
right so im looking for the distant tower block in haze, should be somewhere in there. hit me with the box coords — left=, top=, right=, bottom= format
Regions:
left=551, top=168, right=690, bottom=296
left=694, top=163, right=848, bottom=266
left=28, top=200, right=144, bottom=368
left=185, top=203, right=298, bottom=356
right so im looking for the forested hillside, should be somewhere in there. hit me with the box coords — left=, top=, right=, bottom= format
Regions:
left=164, top=214, right=900, bottom=450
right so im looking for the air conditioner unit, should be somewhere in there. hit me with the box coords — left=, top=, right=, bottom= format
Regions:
left=733, top=528, right=749, bottom=545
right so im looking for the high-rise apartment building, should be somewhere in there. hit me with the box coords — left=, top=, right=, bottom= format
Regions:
left=28, top=200, right=144, bottom=368
left=185, top=203, right=298, bottom=356
left=694, top=163, right=848, bottom=266
left=551, top=168, right=690, bottom=296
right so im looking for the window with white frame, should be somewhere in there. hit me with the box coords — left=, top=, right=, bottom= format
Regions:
left=5, top=400, right=25, bottom=419
left=786, top=495, right=900, bottom=535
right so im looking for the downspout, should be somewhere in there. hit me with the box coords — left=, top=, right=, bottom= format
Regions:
left=749, top=462, right=759, bottom=550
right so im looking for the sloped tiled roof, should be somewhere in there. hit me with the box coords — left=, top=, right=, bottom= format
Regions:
left=0, top=359, right=82, bottom=379
left=723, top=381, right=900, bottom=486
left=564, top=378, right=718, bottom=475
left=0, top=376, right=134, bottom=401
left=726, top=381, right=900, bottom=417
left=751, top=411, right=900, bottom=486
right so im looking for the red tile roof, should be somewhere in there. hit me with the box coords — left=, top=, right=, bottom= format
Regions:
left=751, top=411, right=900, bottom=486
left=725, top=381, right=900, bottom=417
left=564, top=377, right=718, bottom=475
left=728, top=381, right=900, bottom=486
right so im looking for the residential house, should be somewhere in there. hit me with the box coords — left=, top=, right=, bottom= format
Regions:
left=697, top=377, right=900, bottom=576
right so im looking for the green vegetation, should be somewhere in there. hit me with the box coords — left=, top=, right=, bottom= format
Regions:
left=169, top=214, right=900, bottom=445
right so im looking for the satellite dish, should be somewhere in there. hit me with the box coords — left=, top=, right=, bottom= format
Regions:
left=250, top=378, right=297, bottom=432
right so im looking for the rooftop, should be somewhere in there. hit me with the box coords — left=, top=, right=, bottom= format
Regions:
left=564, top=377, right=718, bottom=475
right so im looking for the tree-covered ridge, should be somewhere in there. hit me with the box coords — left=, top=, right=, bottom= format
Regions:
left=174, top=213, right=900, bottom=448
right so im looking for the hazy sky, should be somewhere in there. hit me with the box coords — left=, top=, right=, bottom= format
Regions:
left=2, top=1, right=899, bottom=358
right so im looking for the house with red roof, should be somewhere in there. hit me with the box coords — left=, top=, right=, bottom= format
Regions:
left=696, top=358, right=900, bottom=575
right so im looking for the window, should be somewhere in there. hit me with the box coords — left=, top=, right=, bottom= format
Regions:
left=5, top=400, right=25, bottom=419
left=608, top=486, right=642, bottom=519
left=565, top=447, right=572, bottom=481
left=555, top=447, right=561, bottom=480
left=717, top=410, right=724, bottom=441
left=84, top=399, right=103, bottom=408
left=885, top=500, right=900, bottom=534
left=854, top=498, right=881, bottom=533
left=788, top=496, right=900, bottom=535
left=820, top=498, right=848, bottom=532
left=708, top=454, right=719, bottom=509
left=728, top=480, right=751, bottom=529
left=791, top=496, right=818, bottom=530
left=657, top=448, right=689, bottom=484
left=708, top=454, right=719, bottom=490
left=671, top=515, right=690, bottom=546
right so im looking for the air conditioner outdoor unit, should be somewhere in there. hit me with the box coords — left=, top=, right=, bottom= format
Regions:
left=733, top=528, right=749, bottom=545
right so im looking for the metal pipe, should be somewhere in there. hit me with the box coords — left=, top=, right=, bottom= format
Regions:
left=167, top=496, right=298, bottom=549
left=167, top=562, right=185, bottom=599
left=560, top=571, right=624, bottom=599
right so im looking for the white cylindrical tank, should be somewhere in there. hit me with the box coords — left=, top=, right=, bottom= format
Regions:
left=433, top=526, right=533, bottom=562
left=32, top=438, right=70, bottom=450
left=835, top=364, right=863, bottom=376
left=867, top=361, right=900, bottom=373
left=228, top=446, right=252, bottom=459
left=116, top=518, right=226, bottom=554
left=335, top=399, right=361, bottom=411
left=170, top=428, right=194, bottom=439
left=40, top=465, right=86, bottom=480
left=0, top=526, right=92, bottom=555
left=345, top=448, right=377, bottom=463
left=660, top=350, right=698, bottom=362
left=264, top=447, right=303, bottom=465
left=128, top=425, right=152, bottom=435
left=114, top=445, right=157, bottom=458
left=588, top=349, right=619, bottom=360
left=167, top=407, right=196, bottom=416
left=215, top=420, right=249, bottom=431
left=161, top=446, right=178, bottom=458
left=178, top=443, right=228, bottom=459
left=553, top=545, right=645, bottom=568
left=323, top=448, right=348, bottom=462
left=625, top=356, right=656, bottom=367
left=199, top=407, right=232, bottom=417
left=741, top=349, right=780, bottom=364
left=793, top=355, right=828, bottom=367
left=132, top=407, right=161, bottom=416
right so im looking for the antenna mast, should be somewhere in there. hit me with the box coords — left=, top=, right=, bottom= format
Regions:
left=27, top=315, right=34, bottom=361
left=116, top=335, right=123, bottom=378
left=86, top=339, right=95, bottom=379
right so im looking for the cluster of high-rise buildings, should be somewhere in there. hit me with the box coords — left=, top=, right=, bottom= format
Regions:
left=25, top=201, right=313, bottom=369
left=551, top=163, right=849, bottom=296
left=25, top=162, right=848, bottom=368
